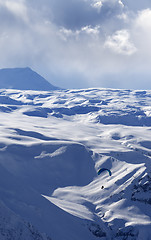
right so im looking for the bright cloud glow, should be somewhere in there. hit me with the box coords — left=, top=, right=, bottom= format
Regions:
left=0, top=0, right=28, bottom=22
left=81, top=25, right=100, bottom=35
left=104, top=29, right=137, bottom=55
left=118, top=0, right=124, bottom=7
left=135, top=8, right=151, bottom=30
left=91, top=1, right=103, bottom=12
left=59, top=25, right=100, bottom=40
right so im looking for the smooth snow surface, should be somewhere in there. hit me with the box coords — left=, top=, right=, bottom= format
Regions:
left=0, top=88, right=151, bottom=240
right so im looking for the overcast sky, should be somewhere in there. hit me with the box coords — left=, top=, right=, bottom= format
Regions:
left=0, top=0, right=151, bottom=89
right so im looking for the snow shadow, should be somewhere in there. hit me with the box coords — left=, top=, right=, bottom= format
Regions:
left=13, top=128, right=58, bottom=141
left=23, top=107, right=52, bottom=118
left=139, top=141, right=151, bottom=150
left=0, top=95, right=23, bottom=105
left=97, top=114, right=151, bottom=126
left=0, top=141, right=96, bottom=194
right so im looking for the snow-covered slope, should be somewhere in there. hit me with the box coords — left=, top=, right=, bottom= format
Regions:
left=0, top=88, right=151, bottom=240
left=0, top=200, right=51, bottom=240
left=0, top=68, right=59, bottom=91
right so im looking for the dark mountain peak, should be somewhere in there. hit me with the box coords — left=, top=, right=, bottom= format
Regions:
left=0, top=67, right=60, bottom=91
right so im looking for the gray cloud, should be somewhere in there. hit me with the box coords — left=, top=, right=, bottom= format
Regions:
left=122, top=0, right=151, bottom=11
left=26, top=0, right=124, bottom=31
left=48, top=0, right=123, bottom=29
left=0, top=0, right=151, bottom=89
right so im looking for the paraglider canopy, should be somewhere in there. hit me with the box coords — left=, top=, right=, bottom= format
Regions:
left=97, top=168, right=112, bottom=176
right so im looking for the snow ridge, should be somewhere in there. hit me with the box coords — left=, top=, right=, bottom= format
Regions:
left=0, top=88, right=151, bottom=240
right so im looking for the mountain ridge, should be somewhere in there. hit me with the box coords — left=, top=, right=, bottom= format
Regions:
left=0, top=67, right=59, bottom=91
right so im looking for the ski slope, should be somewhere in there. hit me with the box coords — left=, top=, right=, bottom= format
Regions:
left=0, top=88, right=151, bottom=239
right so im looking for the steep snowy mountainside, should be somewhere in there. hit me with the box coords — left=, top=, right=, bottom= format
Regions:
left=0, top=143, right=97, bottom=240
left=0, top=200, right=51, bottom=240
left=0, top=88, right=151, bottom=239
left=0, top=68, right=59, bottom=91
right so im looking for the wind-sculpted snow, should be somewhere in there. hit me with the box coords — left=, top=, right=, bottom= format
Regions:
left=0, top=88, right=151, bottom=239
left=1, top=88, right=151, bottom=126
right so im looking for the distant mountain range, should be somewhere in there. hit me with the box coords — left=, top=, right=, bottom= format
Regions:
left=0, top=67, right=59, bottom=91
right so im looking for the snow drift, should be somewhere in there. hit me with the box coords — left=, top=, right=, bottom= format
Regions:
left=0, top=87, right=151, bottom=239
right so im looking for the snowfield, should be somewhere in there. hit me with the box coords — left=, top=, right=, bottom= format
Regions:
left=0, top=88, right=151, bottom=240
